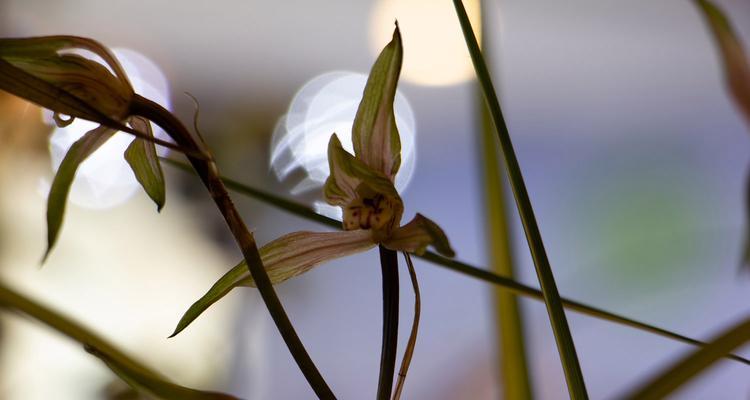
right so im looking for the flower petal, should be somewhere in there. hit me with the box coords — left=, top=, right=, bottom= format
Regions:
left=324, top=134, right=403, bottom=230
left=383, top=213, right=455, bottom=257
left=170, top=230, right=375, bottom=336
left=351, top=24, right=403, bottom=180
left=0, top=36, right=133, bottom=123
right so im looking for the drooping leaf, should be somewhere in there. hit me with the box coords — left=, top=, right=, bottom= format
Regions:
left=45, top=125, right=116, bottom=261
left=85, top=344, right=240, bottom=400
left=383, top=213, right=455, bottom=257
left=352, top=24, right=403, bottom=181
left=171, top=229, right=375, bottom=337
left=694, top=0, right=750, bottom=127
left=125, top=117, right=166, bottom=211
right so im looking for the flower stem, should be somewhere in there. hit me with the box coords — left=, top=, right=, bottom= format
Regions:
left=131, top=95, right=335, bottom=399
left=377, top=245, right=399, bottom=400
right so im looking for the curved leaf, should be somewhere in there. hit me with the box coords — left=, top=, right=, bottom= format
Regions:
left=45, top=125, right=116, bottom=260
left=125, top=117, right=165, bottom=211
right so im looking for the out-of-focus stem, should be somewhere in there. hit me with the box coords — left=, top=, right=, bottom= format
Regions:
left=477, top=1, right=533, bottom=398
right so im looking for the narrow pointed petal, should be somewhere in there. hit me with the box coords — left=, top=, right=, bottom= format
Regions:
left=171, top=230, right=375, bottom=336
left=125, top=117, right=166, bottom=211
left=383, top=213, right=455, bottom=257
left=695, top=0, right=750, bottom=126
left=352, top=25, right=403, bottom=180
left=45, top=125, right=116, bottom=260
left=85, top=344, right=239, bottom=400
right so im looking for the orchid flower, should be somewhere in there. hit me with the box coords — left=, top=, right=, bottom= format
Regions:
left=0, top=36, right=167, bottom=258
left=172, top=25, right=455, bottom=336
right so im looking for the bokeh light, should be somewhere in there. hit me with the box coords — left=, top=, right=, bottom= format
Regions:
left=369, top=0, right=481, bottom=86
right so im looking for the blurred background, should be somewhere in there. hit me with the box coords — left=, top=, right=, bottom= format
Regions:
left=1, top=0, right=750, bottom=398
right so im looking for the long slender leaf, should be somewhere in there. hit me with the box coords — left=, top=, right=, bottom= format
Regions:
left=45, top=125, right=116, bottom=260
left=377, top=246, right=399, bottom=400
left=477, top=1, right=533, bottom=396
left=85, top=345, right=239, bottom=400
left=451, top=0, right=587, bottom=397
left=162, top=158, right=750, bottom=367
left=620, top=315, right=750, bottom=400
left=0, top=280, right=238, bottom=400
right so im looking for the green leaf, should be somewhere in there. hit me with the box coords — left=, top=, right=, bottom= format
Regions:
left=172, top=230, right=375, bottom=337
left=352, top=24, right=403, bottom=181
left=125, top=117, right=166, bottom=211
left=451, top=0, right=588, bottom=397
left=0, top=281, right=239, bottom=400
left=85, top=344, right=239, bottom=400
left=45, top=125, right=116, bottom=261
left=382, top=213, right=455, bottom=257
left=621, top=315, right=750, bottom=399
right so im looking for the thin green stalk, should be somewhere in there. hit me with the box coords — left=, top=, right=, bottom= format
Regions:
left=161, top=158, right=750, bottom=367
left=620, top=315, right=750, bottom=399
left=392, top=252, right=421, bottom=400
left=132, top=96, right=334, bottom=399
left=451, top=0, right=587, bottom=397
left=477, top=1, right=533, bottom=397
left=377, top=246, right=399, bottom=400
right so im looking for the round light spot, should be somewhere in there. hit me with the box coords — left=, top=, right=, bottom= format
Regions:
left=369, top=0, right=481, bottom=87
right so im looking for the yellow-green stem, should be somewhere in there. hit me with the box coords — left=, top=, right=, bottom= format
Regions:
left=477, top=1, right=533, bottom=398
